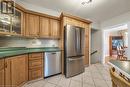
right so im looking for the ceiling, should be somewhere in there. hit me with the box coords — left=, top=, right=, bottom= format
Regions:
left=19, top=0, right=130, bottom=23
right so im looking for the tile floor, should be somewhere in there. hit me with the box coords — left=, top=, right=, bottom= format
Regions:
left=23, top=63, right=112, bottom=87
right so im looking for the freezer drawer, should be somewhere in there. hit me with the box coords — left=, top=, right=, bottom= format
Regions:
left=66, top=56, right=85, bottom=77
left=44, top=52, right=61, bottom=77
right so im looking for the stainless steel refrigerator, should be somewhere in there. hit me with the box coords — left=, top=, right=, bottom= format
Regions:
left=64, top=25, right=85, bottom=78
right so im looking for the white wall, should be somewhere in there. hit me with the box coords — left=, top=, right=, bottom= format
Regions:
left=91, top=29, right=102, bottom=63
left=128, top=22, right=130, bottom=59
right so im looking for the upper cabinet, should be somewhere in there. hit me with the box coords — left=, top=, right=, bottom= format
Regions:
left=0, top=2, right=60, bottom=39
left=25, top=13, right=40, bottom=37
left=39, top=17, right=50, bottom=38
left=0, top=14, right=11, bottom=34
left=50, top=19, right=60, bottom=38
left=25, top=14, right=60, bottom=38
left=12, top=9, right=24, bottom=35
left=0, top=8, right=24, bottom=35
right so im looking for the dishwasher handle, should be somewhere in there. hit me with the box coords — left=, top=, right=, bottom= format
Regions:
left=51, top=53, right=56, bottom=54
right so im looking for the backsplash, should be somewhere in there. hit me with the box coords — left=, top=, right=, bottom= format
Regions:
left=0, top=36, right=59, bottom=47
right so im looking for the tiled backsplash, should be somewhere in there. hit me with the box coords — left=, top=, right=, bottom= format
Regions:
left=0, top=36, right=59, bottom=47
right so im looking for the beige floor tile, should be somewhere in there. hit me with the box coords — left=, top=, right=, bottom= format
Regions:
left=83, top=82, right=95, bottom=87
left=93, top=79, right=108, bottom=87
left=91, top=72, right=104, bottom=80
left=106, top=81, right=112, bottom=87
left=102, top=74, right=111, bottom=81
left=83, top=76, right=94, bottom=85
left=69, top=80, right=82, bottom=87
left=44, top=82, right=56, bottom=87
left=57, top=76, right=71, bottom=87
left=45, top=75, right=62, bottom=85
left=23, top=80, right=46, bottom=87
left=85, top=67, right=91, bottom=72
left=83, top=71, right=92, bottom=77
left=71, top=74, right=83, bottom=82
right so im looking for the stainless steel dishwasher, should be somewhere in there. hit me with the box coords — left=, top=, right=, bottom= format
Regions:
left=44, top=51, right=61, bottom=77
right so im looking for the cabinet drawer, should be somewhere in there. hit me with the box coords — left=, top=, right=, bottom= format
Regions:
left=29, top=68, right=43, bottom=80
left=29, top=57, right=42, bottom=61
left=29, top=59, right=43, bottom=67
left=29, top=53, right=43, bottom=58
left=29, top=53, right=43, bottom=60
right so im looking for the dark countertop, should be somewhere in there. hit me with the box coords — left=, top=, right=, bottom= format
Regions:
left=109, top=60, right=130, bottom=79
left=0, top=47, right=61, bottom=58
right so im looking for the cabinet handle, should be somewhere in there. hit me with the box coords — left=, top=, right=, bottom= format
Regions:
left=5, top=61, right=7, bottom=68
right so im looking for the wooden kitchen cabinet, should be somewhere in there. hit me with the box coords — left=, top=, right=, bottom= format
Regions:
left=25, top=13, right=40, bottom=37
left=0, top=8, right=24, bottom=36
left=50, top=19, right=60, bottom=38
left=40, top=17, right=60, bottom=38
left=84, top=24, right=90, bottom=65
left=28, top=53, right=43, bottom=81
left=5, top=55, right=28, bottom=87
left=12, top=8, right=24, bottom=35
left=40, top=17, right=50, bottom=37
left=0, top=59, right=5, bottom=87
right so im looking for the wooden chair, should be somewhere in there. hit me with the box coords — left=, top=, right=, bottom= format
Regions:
left=110, top=68, right=130, bottom=87
left=117, top=46, right=127, bottom=61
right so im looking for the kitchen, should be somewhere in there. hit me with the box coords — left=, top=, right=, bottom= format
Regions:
left=0, top=0, right=130, bottom=87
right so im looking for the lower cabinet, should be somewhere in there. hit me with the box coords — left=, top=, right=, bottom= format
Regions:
left=5, top=55, right=28, bottom=87
left=29, top=67, right=43, bottom=80
left=28, top=53, right=44, bottom=81
left=0, top=53, right=44, bottom=87
left=0, top=59, right=5, bottom=87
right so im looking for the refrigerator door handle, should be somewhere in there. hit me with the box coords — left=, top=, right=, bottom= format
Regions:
left=75, top=29, right=77, bottom=53
left=68, top=58, right=83, bottom=61
left=76, top=29, right=81, bottom=54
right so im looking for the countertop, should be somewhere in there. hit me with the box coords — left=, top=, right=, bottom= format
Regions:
left=0, top=47, right=61, bottom=58
left=108, top=60, right=130, bottom=79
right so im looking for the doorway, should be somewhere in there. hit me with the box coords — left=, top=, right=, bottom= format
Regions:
left=103, top=24, right=128, bottom=63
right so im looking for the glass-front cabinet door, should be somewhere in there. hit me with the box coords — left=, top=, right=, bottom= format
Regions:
left=0, top=7, right=23, bottom=35
left=12, top=9, right=23, bottom=35
left=0, top=14, right=11, bottom=33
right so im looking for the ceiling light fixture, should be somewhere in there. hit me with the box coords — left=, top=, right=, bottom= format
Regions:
left=81, top=0, right=92, bottom=5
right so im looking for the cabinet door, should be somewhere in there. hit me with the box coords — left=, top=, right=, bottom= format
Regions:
left=11, top=55, right=28, bottom=86
left=5, top=58, right=11, bottom=87
left=40, top=17, right=50, bottom=37
left=50, top=19, right=60, bottom=38
left=12, top=8, right=24, bottom=35
left=0, top=59, right=4, bottom=87
left=26, top=14, right=40, bottom=37
left=5, top=55, right=28, bottom=87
